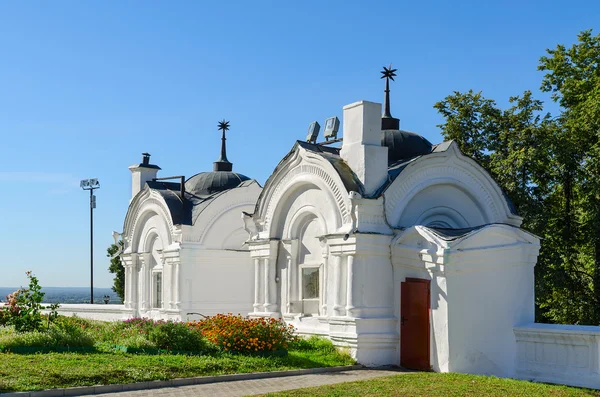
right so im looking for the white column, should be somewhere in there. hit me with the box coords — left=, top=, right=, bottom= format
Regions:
left=346, top=254, right=355, bottom=317
left=174, top=260, right=181, bottom=310
left=253, top=258, right=261, bottom=312
left=139, top=254, right=149, bottom=311
left=321, top=256, right=328, bottom=316
left=122, top=263, right=130, bottom=308
left=130, top=255, right=139, bottom=314
left=333, top=255, right=343, bottom=316
left=264, top=258, right=277, bottom=312
left=285, top=254, right=292, bottom=313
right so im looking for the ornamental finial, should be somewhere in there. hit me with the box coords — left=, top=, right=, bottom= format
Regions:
left=214, top=120, right=233, bottom=171
left=380, top=64, right=400, bottom=130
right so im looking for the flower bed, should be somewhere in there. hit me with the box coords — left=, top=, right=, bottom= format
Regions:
left=189, top=314, right=296, bottom=354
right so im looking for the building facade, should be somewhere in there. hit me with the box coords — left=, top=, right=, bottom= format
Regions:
left=120, top=123, right=261, bottom=320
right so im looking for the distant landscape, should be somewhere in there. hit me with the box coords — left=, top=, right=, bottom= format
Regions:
left=0, top=287, right=121, bottom=305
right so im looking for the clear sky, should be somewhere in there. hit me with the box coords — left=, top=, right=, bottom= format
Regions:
left=0, top=1, right=598, bottom=288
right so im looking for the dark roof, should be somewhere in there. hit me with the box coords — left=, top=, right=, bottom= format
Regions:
left=185, top=172, right=251, bottom=197
left=382, top=129, right=433, bottom=164
left=142, top=175, right=255, bottom=226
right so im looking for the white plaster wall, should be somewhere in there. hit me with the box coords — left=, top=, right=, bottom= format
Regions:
left=179, top=249, right=254, bottom=319
left=445, top=256, right=535, bottom=377
left=515, top=324, right=600, bottom=389
left=43, top=304, right=126, bottom=321
left=392, top=225, right=540, bottom=375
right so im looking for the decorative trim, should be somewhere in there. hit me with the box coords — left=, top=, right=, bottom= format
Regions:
left=384, top=146, right=521, bottom=228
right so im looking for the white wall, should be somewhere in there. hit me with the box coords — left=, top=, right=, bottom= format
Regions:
left=43, top=304, right=126, bottom=321
left=393, top=225, right=540, bottom=375
left=179, top=249, right=254, bottom=319
left=515, top=324, right=600, bottom=389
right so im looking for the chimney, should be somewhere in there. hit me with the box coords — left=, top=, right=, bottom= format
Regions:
left=340, top=101, right=388, bottom=197
left=129, top=152, right=161, bottom=200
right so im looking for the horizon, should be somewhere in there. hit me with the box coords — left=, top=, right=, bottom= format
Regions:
left=1, top=1, right=599, bottom=287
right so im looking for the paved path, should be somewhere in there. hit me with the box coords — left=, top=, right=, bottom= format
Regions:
left=94, top=368, right=408, bottom=397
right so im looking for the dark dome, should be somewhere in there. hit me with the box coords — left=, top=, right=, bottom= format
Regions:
left=382, top=129, right=433, bottom=164
left=185, top=171, right=251, bottom=196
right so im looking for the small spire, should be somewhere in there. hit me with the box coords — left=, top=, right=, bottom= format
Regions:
left=214, top=120, right=233, bottom=172
left=380, top=65, right=400, bottom=130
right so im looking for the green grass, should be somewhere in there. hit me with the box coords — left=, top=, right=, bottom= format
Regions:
left=0, top=345, right=355, bottom=392
left=264, top=372, right=600, bottom=397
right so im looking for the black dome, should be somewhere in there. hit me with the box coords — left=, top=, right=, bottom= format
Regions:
left=185, top=171, right=250, bottom=196
left=382, top=129, right=433, bottom=164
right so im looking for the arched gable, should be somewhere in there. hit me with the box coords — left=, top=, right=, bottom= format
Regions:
left=185, top=181, right=262, bottom=248
left=123, top=188, right=174, bottom=253
left=384, top=142, right=522, bottom=229
left=254, top=145, right=353, bottom=238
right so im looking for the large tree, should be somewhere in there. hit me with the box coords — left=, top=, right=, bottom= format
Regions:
left=434, top=29, right=600, bottom=325
left=107, top=241, right=125, bottom=303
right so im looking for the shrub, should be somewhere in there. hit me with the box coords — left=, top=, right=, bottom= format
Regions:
left=0, top=326, right=94, bottom=350
left=148, top=320, right=207, bottom=352
left=190, top=314, right=296, bottom=354
left=289, top=335, right=336, bottom=352
left=120, top=334, right=157, bottom=350
left=0, top=310, right=9, bottom=326
left=2, top=271, right=51, bottom=332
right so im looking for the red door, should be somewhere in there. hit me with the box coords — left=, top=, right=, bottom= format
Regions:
left=400, top=278, right=430, bottom=370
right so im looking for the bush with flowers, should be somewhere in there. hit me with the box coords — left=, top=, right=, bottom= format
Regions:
left=188, top=313, right=296, bottom=354
left=1, top=271, right=57, bottom=333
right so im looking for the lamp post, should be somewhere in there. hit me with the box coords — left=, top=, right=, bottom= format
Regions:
left=80, top=178, right=100, bottom=304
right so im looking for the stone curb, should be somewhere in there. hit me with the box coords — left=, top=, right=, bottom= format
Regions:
left=0, top=365, right=364, bottom=397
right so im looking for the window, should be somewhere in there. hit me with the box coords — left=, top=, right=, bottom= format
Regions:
left=153, top=272, right=162, bottom=309
left=301, top=267, right=320, bottom=315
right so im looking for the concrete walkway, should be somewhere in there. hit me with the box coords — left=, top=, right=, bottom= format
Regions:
left=94, top=368, right=408, bottom=397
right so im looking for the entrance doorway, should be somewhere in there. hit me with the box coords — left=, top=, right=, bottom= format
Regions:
left=400, top=278, right=430, bottom=370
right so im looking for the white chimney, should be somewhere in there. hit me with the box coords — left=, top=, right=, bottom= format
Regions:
left=340, top=101, right=388, bottom=197
left=129, top=153, right=160, bottom=200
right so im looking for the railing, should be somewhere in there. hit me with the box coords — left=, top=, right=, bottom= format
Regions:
left=514, top=323, right=600, bottom=389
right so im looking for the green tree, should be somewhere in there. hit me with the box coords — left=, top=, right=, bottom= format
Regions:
left=107, top=241, right=125, bottom=303
left=434, top=29, right=600, bottom=324
left=538, top=29, right=600, bottom=324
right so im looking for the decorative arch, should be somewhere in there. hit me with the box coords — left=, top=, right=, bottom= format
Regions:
left=123, top=189, right=174, bottom=253
left=255, top=146, right=352, bottom=238
left=384, top=142, right=522, bottom=229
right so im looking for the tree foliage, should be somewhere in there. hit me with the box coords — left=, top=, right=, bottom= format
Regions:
left=107, top=241, right=125, bottom=303
left=434, top=29, right=600, bottom=324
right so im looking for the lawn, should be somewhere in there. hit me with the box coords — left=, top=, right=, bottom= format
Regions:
left=0, top=316, right=355, bottom=393
left=264, top=372, right=600, bottom=397
left=0, top=346, right=354, bottom=392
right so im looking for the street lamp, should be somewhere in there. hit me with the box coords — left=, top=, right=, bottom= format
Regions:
left=80, top=178, right=100, bottom=304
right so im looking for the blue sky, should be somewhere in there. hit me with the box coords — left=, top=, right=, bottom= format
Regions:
left=0, top=1, right=598, bottom=288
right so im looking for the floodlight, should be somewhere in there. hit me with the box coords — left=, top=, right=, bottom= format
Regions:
left=80, top=180, right=89, bottom=188
left=306, top=121, right=320, bottom=144
left=323, top=117, right=340, bottom=140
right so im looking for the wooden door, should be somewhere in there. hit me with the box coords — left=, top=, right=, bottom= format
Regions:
left=400, top=278, right=430, bottom=370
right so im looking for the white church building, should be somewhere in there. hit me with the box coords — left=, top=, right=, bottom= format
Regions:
left=114, top=70, right=600, bottom=389
left=120, top=121, right=261, bottom=320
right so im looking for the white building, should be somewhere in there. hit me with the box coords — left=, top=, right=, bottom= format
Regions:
left=244, top=92, right=539, bottom=375
left=114, top=73, right=600, bottom=389
left=120, top=122, right=261, bottom=320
